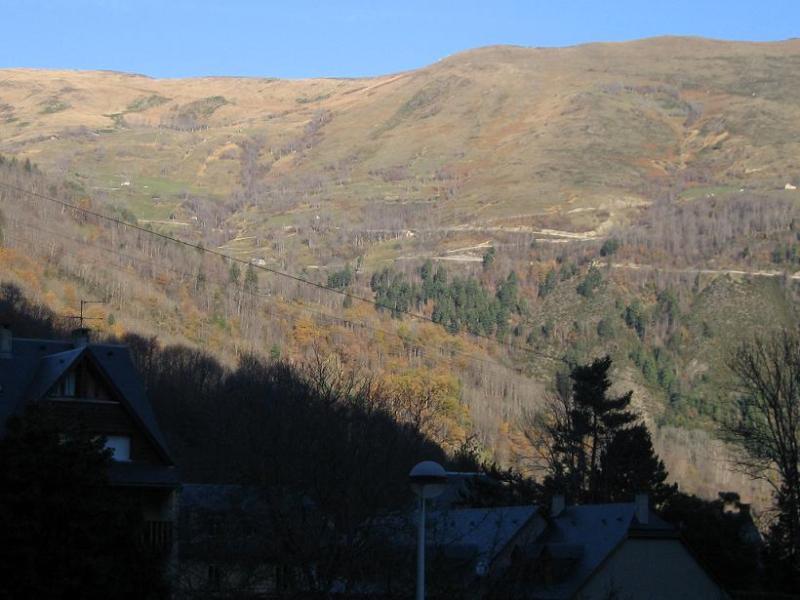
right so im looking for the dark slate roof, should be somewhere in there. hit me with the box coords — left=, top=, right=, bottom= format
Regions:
left=0, top=338, right=72, bottom=433
left=428, top=505, right=539, bottom=562
left=25, top=348, right=85, bottom=403
left=380, top=504, right=539, bottom=572
left=0, top=336, right=173, bottom=465
left=88, top=343, right=173, bottom=464
left=526, top=503, right=676, bottom=599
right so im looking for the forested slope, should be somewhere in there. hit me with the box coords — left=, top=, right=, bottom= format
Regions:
left=2, top=37, right=800, bottom=506
left=2, top=154, right=798, bottom=507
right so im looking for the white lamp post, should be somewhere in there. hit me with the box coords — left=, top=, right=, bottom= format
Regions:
left=409, top=461, right=448, bottom=600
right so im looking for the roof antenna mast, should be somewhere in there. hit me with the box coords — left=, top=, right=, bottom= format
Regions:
left=66, top=299, right=105, bottom=328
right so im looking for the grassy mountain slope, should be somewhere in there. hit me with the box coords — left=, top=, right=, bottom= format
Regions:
left=2, top=37, right=800, bottom=507
left=2, top=37, right=800, bottom=236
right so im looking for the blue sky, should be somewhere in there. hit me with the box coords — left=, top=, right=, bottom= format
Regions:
left=2, top=1, right=798, bottom=78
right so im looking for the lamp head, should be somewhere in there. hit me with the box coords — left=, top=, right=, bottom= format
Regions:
left=409, top=461, right=448, bottom=499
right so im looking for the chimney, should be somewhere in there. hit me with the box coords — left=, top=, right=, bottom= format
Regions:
left=71, top=327, right=91, bottom=348
left=550, top=494, right=565, bottom=517
left=635, top=493, right=649, bottom=525
left=0, top=324, right=11, bottom=359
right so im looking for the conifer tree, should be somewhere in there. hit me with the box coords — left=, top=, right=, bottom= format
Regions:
left=532, top=356, right=673, bottom=505
left=568, top=356, right=637, bottom=501
left=599, top=423, right=676, bottom=505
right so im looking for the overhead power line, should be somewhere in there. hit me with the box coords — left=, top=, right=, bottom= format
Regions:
left=0, top=180, right=564, bottom=363
left=4, top=225, right=512, bottom=372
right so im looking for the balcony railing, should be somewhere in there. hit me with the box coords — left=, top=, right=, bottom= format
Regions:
left=144, top=520, right=174, bottom=552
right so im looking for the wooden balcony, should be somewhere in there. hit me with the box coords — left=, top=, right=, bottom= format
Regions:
left=144, top=520, right=174, bottom=552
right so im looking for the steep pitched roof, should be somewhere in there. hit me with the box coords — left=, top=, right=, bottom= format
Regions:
left=24, top=347, right=85, bottom=402
left=0, top=338, right=74, bottom=434
left=525, top=503, right=675, bottom=599
left=86, top=344, right=172, bottom=464
left=0, top=337, right=173, bottom=465
left=428, top=505, right=539, bottom=565
left=380, top=504, right=540, bottom=575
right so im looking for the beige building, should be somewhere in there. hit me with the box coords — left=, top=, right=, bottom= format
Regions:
left=499, top=495, right=728, bottom=599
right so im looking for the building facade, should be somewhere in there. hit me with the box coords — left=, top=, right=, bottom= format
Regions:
left=0, top=325, right=179, bottom=558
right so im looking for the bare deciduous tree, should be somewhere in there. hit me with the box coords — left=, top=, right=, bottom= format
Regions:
left=725, top=330, right=800, bottom=586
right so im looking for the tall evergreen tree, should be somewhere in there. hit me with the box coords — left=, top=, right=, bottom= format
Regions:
left=532, top=356, right=673, bottom=505
left=599, top=423, right=676, bottom=505
left=569, top=356, right=637, bottom=501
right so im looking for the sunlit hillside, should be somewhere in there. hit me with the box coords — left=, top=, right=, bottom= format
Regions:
left=3, top=36, right=800, bottom=508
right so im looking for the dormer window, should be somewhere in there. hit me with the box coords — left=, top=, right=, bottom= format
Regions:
left=54, top=370, right=77, bottom=397
left=48, top=362, right=114, bottom=401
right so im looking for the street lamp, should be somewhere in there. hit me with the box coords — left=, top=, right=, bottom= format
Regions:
left=409, top=461, right=448, bottom=600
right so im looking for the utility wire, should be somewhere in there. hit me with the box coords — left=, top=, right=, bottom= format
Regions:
left=4, top=223, right=521, bottom=371
left=0, top=180, right=564, bottom=362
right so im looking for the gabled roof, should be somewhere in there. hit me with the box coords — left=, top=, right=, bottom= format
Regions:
left=0, top=338, right=72, bottom=432
left=0, top=337, right=173, bottom=465
left=86, top=344, right=173, bottom=464
left=428, top=505, right=539, bottom=565
left=525, top=503, right=675, bottom=599
left=24, top=347, right=85, bottom=402
left=379, top=504, right=540, bottom=574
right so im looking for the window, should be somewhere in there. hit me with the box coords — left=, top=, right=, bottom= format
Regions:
left=52, top=370, right=77, bottom=397
left=105, top=435, right=131, bottom=461
left=48, top=362, right=115, bottom=401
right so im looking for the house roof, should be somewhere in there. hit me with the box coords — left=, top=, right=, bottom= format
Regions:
left=24, top=348, right=85, bottom=402
left=428, top=505, right=538, bottom=564
left=0, top=336, right=173, bottom=465
left=379, top=504, right=539, bottom=575
left=525, top=503, right=675, bottom=599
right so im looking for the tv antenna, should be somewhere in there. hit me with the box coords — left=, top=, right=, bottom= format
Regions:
left=66, top=300, right=105, bottom=327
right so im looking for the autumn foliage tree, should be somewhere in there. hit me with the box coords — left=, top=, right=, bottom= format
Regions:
left=383, top=368, right=467, bottom=452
